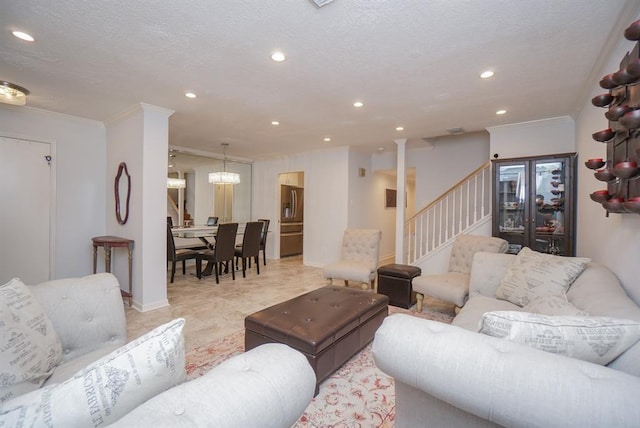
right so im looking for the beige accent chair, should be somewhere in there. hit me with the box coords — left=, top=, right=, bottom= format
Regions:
left=323, top=228, right=382, bottom=290
left=412, top=234, right=507, bottom=312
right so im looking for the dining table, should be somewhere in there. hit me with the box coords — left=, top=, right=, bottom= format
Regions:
left=171, top=224, right=246, bottom=276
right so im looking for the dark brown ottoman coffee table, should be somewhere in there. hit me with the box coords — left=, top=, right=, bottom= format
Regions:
left=245, top=285, right=389, bottom=394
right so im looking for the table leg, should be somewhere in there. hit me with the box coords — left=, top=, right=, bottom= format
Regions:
left=104, top=244, right=112, bottom=273
left=93, top=244, right=98, bottom=274
left=127, top=243, right=133, bottom=306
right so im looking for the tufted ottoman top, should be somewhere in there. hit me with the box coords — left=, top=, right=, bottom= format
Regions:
left=245, top=286, right=388, bottom=355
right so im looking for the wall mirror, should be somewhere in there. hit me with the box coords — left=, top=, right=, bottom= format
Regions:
left=167, top=149, right=252, bottom=227
left=115, top=162, right=131, bottom=224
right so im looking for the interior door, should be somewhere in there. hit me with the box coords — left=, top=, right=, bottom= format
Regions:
left=0, top=136, right=51, bottom=284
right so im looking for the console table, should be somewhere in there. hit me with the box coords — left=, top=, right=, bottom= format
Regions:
left=92, top=235, right=134, bottom=306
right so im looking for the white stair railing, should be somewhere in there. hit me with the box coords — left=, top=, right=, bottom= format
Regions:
left=404, top=162, right=492, bottom=265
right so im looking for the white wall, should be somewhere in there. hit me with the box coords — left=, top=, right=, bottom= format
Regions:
left=409, top=131, right=490, bottom=211
left=488, top=116, right=575, bottom=160
left=371, top=172, right=398, bottom=262
left=0, top=104, right=106, bottom=279
left=252, top=146, right=349, bottom=267
left=575, top=10, right=640, bottom=305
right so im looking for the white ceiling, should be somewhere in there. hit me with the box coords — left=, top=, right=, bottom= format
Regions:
left=1, top=1, right=637, bottom=160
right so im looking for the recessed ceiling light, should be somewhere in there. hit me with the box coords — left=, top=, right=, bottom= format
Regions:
left=353, top=101, right=364, bottom=108
left=271, top=51, right=286, bottom=62
left=323, top=137, right=331, bottom=142
left=272, top=121, right=280, bottom=126
left=395, top=126, right=404, bottom=131
left=480, top=70, right=494, bottom=79
left=496, top=109, right=507, bottom=115
left=185, top=92, right=196, bottom=98
left=12, top=31, right=34, bottom=42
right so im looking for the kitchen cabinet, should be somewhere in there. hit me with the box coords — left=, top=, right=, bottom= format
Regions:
left=492, top=153, right=577, bottom=256
left=279, top=172, right=303, bottom=187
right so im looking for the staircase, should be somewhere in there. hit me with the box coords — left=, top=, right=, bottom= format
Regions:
left=404, top=161, right=492, bottom=266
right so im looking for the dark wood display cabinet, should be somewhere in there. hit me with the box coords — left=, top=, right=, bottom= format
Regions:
left=492, top=153, right=577, bottom=256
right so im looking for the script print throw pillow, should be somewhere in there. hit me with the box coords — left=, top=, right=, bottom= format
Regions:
left=0, top=318, right=186, bottom=427
left=495, top=247, right=590, bottom=307
left=479, top=311, right=640, bottom=365
left=0, top=278, right=63, bottom=403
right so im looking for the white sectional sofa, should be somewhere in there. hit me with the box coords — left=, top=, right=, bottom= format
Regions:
left=373, top=251, right=640, bottom=428
left=0, top=273, right=315, bottom=427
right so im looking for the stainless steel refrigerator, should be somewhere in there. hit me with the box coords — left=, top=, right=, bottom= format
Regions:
left=280, top=185, right=303, bottom=257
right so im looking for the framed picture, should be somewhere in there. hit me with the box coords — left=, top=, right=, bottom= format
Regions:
left=385, top=189, right=397, bottom=208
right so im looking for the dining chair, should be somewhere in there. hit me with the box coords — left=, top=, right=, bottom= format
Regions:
left=234, top=221, right=263, bottom=278
left=257, top=218, right=271, bottom=266
left=196, top=222, right=239, bottom=284
left=167, top=223, right=198, bottom=283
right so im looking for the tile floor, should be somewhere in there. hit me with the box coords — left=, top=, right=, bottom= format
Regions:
left=125, top=256, right=329, bottom=350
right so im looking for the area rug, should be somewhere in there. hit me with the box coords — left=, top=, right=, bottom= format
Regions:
left=185, top=302, right=454, bottom=427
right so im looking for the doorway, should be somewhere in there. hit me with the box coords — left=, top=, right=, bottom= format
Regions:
left=0, top=136, right=52, bottom=284
left=279, top=172, right=304, bottom=257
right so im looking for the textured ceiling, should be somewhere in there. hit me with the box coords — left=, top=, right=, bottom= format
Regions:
left=0, top=1, right=637, bottom=160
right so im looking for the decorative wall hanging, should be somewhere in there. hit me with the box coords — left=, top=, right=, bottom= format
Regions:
left=115, top=162, right=131, bottom=224
left=588, top=19, right=640, bottom=215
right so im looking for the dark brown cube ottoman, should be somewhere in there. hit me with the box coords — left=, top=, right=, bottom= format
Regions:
left=244, top=286, right=388, bottom=394
left=377, top=264, right=422, bottom=309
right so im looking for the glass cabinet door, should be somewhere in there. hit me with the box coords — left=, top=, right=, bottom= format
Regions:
left=495, top=161, right=527, bottom=254
left=532, top=159, right=568, bottom=255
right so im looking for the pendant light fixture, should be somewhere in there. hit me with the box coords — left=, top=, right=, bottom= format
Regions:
left=209, top=143, right=240, bottom=185
left=0, top=81, right=29, bottom=106
left=167, top=177, right=186, bottom=189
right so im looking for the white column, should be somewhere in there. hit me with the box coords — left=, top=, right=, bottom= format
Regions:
left=395, top=138, right=407, bottom=263
left=106, top=103, right=174, bottom=311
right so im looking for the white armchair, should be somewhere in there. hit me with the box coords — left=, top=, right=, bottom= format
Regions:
left=412, top=234, right=507, bottom=312
left=323, top=228, right=382, bottom=290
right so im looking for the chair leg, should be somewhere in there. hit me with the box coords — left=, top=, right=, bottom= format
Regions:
left=263, top=250, right=266, bottom=266
left=214, top=261, right=219, bottom=284
left=170, top=262, right=176, bottom=283
left=242, top=257, right=247, bottom=278
left=182, top=260, right=186, bottom=274
left=344, top=280, right=348, bottom=287
left=255, top=256, right=260, bottom=275
left=231, top=260, right=236, bottom=280
left=196, top=258, right=202, bottom=279
left=416, top=293, right=424, bottom=313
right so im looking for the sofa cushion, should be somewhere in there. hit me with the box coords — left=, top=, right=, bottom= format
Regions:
left=413, top=272, right=470, bottom=307
left=468, top=252, right=516, bottom=298
left=479, top=311, right=640, bottom=365
left=453, top=295, right=522, bottom=331
left=0, top=318, right=186, bottom=427
left=0, top=278, right=63, bottom=403
left=495, top=248, right=590, bottom=307
left=523, top=295, right=589, bottom=316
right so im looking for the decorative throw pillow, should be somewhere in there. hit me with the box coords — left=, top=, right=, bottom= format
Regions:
left=495, top=247, right=591, bottom=307
left=0, top=318, right=186, bottom=427
left=0, top=278, right=63, bottom=403
left=523, top=295, right=589, bottom=316
left=479, top=311, right=640, bottom=365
